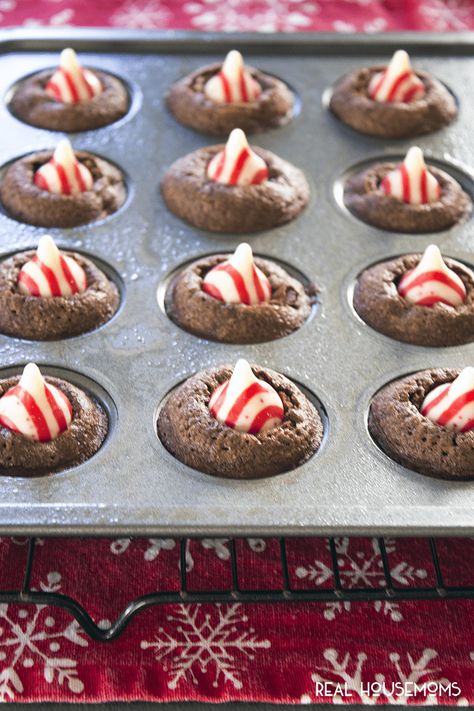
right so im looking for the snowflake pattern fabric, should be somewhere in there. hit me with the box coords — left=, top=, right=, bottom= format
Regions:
left=2, top=0, right=474, bottom=31
left=0, top=536, right=473, bottom=702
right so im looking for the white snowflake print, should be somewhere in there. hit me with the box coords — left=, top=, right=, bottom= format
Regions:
left=185, top=538, right=267, bottom=572
left=111, top=0, right=172, bottom=29
left=295, top=538, right=427, bottom=622
left=140, top=603, right=270, bottom=690
left=184, top=0, right=321, bottom=32
left=419, top=0, right=473, bottom=31
left=0, top=0, right=15, bottom=21
left=22, top=8, right=75, bottom=26
left=0, top=573, right=87, bottom=701
left=308, top=647, right=455, bottom=705
left=110, top=537, right=176, bottom=560
left=110, top=537, right=266, bottom=572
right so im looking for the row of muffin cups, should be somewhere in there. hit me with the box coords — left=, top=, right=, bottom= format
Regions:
left=5, top=48, right=458, bottom=141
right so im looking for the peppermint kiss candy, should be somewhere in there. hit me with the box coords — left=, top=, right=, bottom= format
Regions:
left=209, top=359, right=284, bottom=434
left=421, top=367, right=474, bottom=433
left=202, top=243, right=271, bottom=305
left=207, top=128, right=269, bottom=186
left=46, top=48, right=102, bottom=104
left=204, top=50, right=261, bottom=104
left=398, top=245, right=466, bottom=307
left=381, top=147, right=441, bottom=205
left=0, top=363, right=72, bottom=441
left=368, top=50, right=425, bottom=103
left=34, top=139, right=93, bottom=195
left=18, top=235, right=87, bottom=298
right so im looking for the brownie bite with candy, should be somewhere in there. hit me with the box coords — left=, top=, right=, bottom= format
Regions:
left=161, top=128, right=309, bottom=233
left=10, top=48, right=129, bottom=132
left=369, top=367, right=474, bottom=480
left=167, top=50, right=294, bottom=136
left=330, top=50, right=457, bottom=138
left=354, top=245, right=474, bottom=347
left=0, top=235, right=119, bottom=340
left=0, top=138, right=126, bottom=228
left=0, top=363, right=107, bottom=477
left=166, top=242, right=315, bottom=343
left=158, top=359, right=323, bottom=479
left=344, top=147, right=471, bottom=233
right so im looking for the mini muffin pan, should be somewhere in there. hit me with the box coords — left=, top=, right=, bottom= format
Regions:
left=0, top=30, right=474, bottom=536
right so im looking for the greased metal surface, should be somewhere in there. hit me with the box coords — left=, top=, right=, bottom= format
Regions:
left=0, top=32, right=473, bottom=536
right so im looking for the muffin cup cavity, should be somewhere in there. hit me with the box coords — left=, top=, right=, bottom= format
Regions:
left=0, top=247, right=123, bottom=341
left=7, top=67, right=131, bottom=132
left=0, top=365, right=115, bottom=478
left=337, top=155, right=473, bottom=233
left=368, top=368, right=474, bottom=481
left=329, top=66, right=457, bottom=138
left=161, top=144, right=309, bottom=233
left=0, top=150, right=128, bottom=228
left=167, top=62, right=297, bottom=136
left=156, top=365, right=326, bottom=480
left=159, top=252, right=318, bottom=344
left=352, top=253, right=474, bottom=347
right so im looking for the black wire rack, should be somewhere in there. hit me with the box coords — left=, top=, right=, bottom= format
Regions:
left=0, top=536, right=473, bottom=642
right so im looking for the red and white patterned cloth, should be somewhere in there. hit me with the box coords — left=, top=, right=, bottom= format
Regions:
left=0, top=0, right=474, bottom=32
left=1, top=0, right=474, bottom=704
left=0, top=535, right=473, bottom=703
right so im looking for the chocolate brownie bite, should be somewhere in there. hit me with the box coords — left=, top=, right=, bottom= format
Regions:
left=344, top=147, right=471, bottom=233
left=0, top=139, right=126, bottom=228
left=369, top=367, right=474, bottom=480
left=157, top=359, right=323, bottom=480
left=330, top=50, right=457, bottom=138
left=165, top=243, right=316, bottom=344
left=167, top=49, right=294, bottom=136
left=0, top=363, right=108, bottom=477
left=0, top=235, right=119, bottom=341
left=9, top=48, right=129, bottom=132
left=354, top=245, right=474, bottom=347
left=161, top=128, right=309, bottom=233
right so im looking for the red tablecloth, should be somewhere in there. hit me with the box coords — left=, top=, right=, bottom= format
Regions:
left=0, top=0, right=473, bottom=32
left=0, top=536, right=473, bottom=703
left=1, top=0, right=474, bottom=704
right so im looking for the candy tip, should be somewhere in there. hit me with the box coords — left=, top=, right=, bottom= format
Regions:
left=233, top=242, right=253, bottom=259
left=225, top=49, right=243, bottom=63
left=20, top=362, right=43, bottom=388
left=404, top=146, right=426, bottom=170
left=37, top=234, right=60, bottom=262
left=233, top=358, right=253, bottom=379
left=228, top=127, right=247, bottom=143
left=54, top=137, right=75, bottom=161
left=60, top=47, right=78, bottom=64
left=38, top=233, right=56, bottom=249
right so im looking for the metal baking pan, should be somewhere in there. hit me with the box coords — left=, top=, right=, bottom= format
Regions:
left=0, top=29, right=474, bottom=537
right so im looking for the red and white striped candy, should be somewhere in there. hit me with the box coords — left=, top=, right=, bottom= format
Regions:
left=368, top=50, right=425, bottom=103
left=381, top=147, right=441, bottom=205
left=34, top=139, right=93, bottom=195
left=46, top=48, right=102, bottom=104
left=204, top=50, right=262, bottom=104
left=207, top=128, right=269, bottom=186
left=202, top=243, right=271, bottom=305
left=421, top=367, right=474, bottom=433
left=209, top=359, right=284, bottom=434
left=0, top=363, right=72, bottom=442
left=398, top=244, right=466, bottom=308
left=18, top=235, right=87, bottom=298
